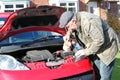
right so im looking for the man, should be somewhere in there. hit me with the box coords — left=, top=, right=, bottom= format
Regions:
left=59, top=11, right=120, bottom=80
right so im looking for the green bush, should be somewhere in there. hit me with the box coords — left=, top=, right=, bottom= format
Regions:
left=106, top=13, right=120, bottom=37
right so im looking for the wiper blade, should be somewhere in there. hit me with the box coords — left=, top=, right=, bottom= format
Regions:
left=45, top=35, right=62, bottom=39
left=21, top=38, right=47, bottom=47
left=21, top=35, right=62, bottom=47
left=34, top=35, right=62, bottom=42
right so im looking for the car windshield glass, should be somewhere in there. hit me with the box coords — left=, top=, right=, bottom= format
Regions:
left=0, top=31, right=63, bottom=45
left=0, top=18, right=7, bottom=27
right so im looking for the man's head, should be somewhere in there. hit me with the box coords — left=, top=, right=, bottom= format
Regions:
left=59, top=11, right=77, bottom=31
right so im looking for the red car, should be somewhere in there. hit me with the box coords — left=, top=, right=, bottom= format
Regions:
left=0, top=5, right=95, bottom=80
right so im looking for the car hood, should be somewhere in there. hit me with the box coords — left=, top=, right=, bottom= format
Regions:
left=0, top=5, right=65, bottom=41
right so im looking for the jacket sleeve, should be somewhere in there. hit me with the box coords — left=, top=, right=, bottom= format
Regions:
left=83, top=18, right=105, bottom=55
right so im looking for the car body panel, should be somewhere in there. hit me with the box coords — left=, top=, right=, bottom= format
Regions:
left=0, top=58, right=92, bottom=80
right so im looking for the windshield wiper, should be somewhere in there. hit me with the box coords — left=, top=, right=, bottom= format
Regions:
left=21, top=35, right=62, bottom=48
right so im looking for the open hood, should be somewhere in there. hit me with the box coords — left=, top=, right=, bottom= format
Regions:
left=0, top=5, right=65, bottom=41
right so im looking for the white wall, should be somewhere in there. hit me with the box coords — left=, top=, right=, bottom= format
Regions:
left=49, top=0, right=79, bottom=12
left=0, top=0, right=30, bottom=12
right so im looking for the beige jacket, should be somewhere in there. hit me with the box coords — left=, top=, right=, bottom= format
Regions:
left=73, top=12, right=119, bottom=65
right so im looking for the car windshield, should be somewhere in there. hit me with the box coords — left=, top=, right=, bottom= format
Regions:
left=0, top=31, right=63, bottom=45
left=0, top=18, right=7, bottom=27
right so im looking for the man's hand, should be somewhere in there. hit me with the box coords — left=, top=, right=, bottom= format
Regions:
left=63, top=30, right=72, bottom=52
left=63, top=29, right=73, bottom=41
left=74, top=49, right=87, bottom=62
left=63, top=33, right=71, bottom=41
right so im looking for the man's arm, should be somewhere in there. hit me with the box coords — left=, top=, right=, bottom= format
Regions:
left=83, top=18, right=105, bottom=55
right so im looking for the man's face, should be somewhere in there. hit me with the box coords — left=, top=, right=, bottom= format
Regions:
left=65, top=19, right=77, bottom=32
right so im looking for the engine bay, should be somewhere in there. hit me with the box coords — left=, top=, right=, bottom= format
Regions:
left=0, top=44, right=75, bottom=70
